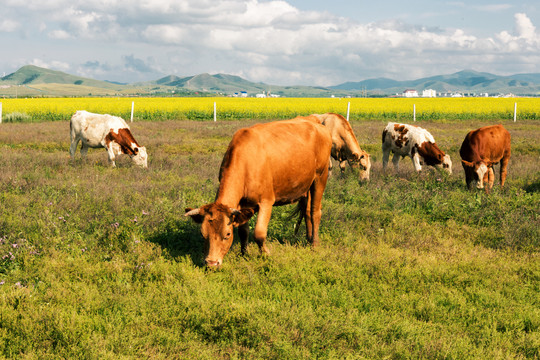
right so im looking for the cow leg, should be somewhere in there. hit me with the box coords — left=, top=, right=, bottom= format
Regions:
left=382, top=147, right=390, bottom=171
left=106, top=145, right=117, bottom=167
left=308, top=174, right=328, bottom=247
left=339, top=160, right=347, bottom=173
left=412, top=153, right=422, bottom=172
left=392, top=153, right=401, bottom=172
left=80, top=143, right=89, bottom=159
left=238, top=223, right=250, bottom=255
left=69, top=137, right=80, bottom=159
left=303, top=194, right=313, bottom=240
left=328, top=157, right=333, bottom=177
left=500, top=156, right=510, bottom=187
left=253, top=203, right=272, bottom=255
left=487, top=167, right=495, bottom=190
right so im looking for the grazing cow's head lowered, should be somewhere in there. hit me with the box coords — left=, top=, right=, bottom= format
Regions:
left=352, top=150, right=371, bottom=181
left=131, top=146, right=148, bottom=168
left=70, top=110, right=149, bottom=168
left=185, top=119, right=332, bottom=268
left=305, top=113, right=371, bottom=181
left=461, top=159, right=490, bottom=189
left=185, top=204, right=254, bottom=267
left=382, top=122, right=452, bottom=175
left=459, top=124, right=511, bottom=192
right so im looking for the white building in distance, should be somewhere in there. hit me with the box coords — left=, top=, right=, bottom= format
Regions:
left=403, top=89, right=419, bottom=97
left=422, top=89, right=437, bottom=97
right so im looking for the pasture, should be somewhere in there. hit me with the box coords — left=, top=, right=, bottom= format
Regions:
left=0, top=110, right=539, bottom=358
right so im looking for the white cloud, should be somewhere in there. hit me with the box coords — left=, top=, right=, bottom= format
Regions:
left=474, top=4, right=513, bottom=12
left=30, top=59, right=70, bottom=72
left=0, top=19, right=20, bottom=32
left=48, top=30, right=72, bottom=39
left=496, top=13, right=539, bottom=50
left=1, top=0, right=539, bottom=85
left=515, top=12, right=537, bottom=41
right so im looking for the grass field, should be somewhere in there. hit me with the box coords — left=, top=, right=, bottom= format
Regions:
left=0, top=115, right=539, bottom=359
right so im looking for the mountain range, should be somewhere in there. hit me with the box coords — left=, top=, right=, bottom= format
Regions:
left=331, top=70, right=540, bottom=95
left=1, top=65, right=539, bottom=97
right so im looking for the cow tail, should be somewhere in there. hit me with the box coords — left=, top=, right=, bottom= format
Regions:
left=289, top=197, right=307, bottom=235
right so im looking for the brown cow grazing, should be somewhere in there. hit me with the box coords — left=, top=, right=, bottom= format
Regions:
left=460, top=124, right=511, bottom=191
left=298, top=113, right=371, bottom=180
left=185, top=118, right=332, bottom=268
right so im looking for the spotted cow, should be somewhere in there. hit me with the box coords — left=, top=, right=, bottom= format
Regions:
left=69, top=110, right=148, bottom=168
left=382, top=122, right=452, bottom=174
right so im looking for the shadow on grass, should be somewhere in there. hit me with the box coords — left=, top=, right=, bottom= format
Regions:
left=524, top=179, right=539, bottom=193
left=146, top=220, right=207, bottom=267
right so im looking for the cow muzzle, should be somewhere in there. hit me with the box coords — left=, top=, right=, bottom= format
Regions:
left=205, top=258, right=223, bottom=268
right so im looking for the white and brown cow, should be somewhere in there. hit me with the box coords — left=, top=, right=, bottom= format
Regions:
left=382, top=122, right=452, bottom=174
left=69, top=110, right=148, bottom=168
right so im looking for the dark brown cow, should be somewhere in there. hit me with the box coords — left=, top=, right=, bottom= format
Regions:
left=460, top=124, right=511, bottom=191
left=185, top=118, right=332, bottom=267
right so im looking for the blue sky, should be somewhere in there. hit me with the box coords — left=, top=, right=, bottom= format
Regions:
left=0, top=0, right=538, bottom=86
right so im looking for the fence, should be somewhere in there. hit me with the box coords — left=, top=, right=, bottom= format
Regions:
left=0, top=99, right=526, bottom=124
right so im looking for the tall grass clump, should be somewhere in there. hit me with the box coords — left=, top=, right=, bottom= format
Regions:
left=2, top=112, right=32, bottom=123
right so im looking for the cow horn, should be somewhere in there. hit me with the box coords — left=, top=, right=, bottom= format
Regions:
left=185, top=208, right=201, bottom=217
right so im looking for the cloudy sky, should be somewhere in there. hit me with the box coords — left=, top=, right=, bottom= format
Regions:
left=1, top=0, right=539, bottom=86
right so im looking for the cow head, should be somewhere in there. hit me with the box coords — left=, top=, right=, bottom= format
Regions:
left=131, top=146, right=148, bottom=168
left=357, top=152, right=371, bottom=181
left=347, top=151, right=371, bottom=181
left=185, top=203, right=254, bottom=267
left=461, top=159, right=489, bottom=189
left=434, top=154, right=452, bottom=174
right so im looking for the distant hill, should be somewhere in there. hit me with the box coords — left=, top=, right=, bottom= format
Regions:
left=330, top=70, right=540, bottom=95
left=141, top=73, right=334, bottom=97
left=1, top=65, right=125, bottom=90
left=148, top=73, right=268, bottom=93
left=1, top=65, right=539, bottom=97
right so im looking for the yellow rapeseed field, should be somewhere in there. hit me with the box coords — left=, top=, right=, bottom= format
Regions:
left=0, top=97, right=538, bottom=122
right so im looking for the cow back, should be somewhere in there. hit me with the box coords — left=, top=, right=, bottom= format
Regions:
left=217, top=119, right=332, bottom=206
left=460, top=124, right=511, bottom=164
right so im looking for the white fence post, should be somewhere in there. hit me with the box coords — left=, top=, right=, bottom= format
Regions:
left=514, top=102, right=517, bottom=122
left=413, top=104, right=416, bottom=122
left=214, top=102, right=217, bottom=122
left=130, top=101, right=134, bottom=122
left=346, top=101, right=350, bottom=121
left=0, top=102, right=2, bottom=124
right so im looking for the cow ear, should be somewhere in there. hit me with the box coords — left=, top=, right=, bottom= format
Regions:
left=461, top=160, right=474, bottom=167
left=231, top=208, right=255, bottom=226
left=185, top=207, right=204, bottom=223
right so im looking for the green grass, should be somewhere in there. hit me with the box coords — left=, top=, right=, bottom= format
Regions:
left=0, top=119, right=538, bottom=359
